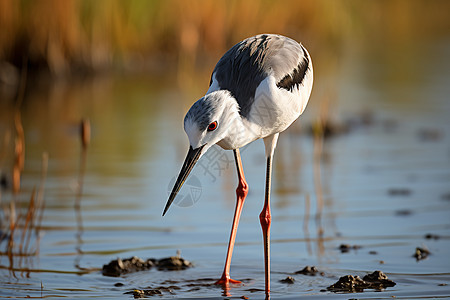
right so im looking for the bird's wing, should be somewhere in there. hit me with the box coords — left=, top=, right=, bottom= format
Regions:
left=210, top=34, right=310, bottom=118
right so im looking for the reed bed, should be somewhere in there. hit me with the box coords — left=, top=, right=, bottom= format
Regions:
left=0, top=62, right=46, bottom=275
left=1, top=0, right=449, bottom=78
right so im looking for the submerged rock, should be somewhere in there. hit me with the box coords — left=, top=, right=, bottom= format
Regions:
left=326, top=271, right=396, bottom=293
left=102, top=255, right=192, bottom=277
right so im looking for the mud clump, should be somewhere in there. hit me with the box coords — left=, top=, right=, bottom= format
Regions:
left=125, top=286, right=177, bottom=298
left=417, top=128, right=443, bottom=142
left=280, top=276, right=295, bottom=284
left=363, top=270, right=395, bottom=285
left=326, top=270, right=396, bottom=293
left=388, top=188, right=412, bottom=197
left=395, top=209, right=413, bottom=216
left=425, top=233, right=440, bottom=240
left=157, top=256, right=193, bottom=271
left=339, top=244, right=362, bottom=253
left=413, top=247, right=430, bottom=261
left=126, top=289, right=163, bottom=298
left=102, top=255, right=192, bottom=277
left=102, top=256, right=154, bottom=277
left=308, top=120, right=350, bottom=139
left=0, top=173, right=8, bottom=190
left=295, top=266, right=322, bottom=276
left=327, top=275, right=367, bottom=292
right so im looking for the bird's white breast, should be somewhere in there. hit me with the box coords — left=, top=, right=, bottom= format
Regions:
left=247, top=69, right=313, bottom=138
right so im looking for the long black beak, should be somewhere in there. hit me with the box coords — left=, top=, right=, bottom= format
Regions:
left=163, top=145, right=204, bottom=216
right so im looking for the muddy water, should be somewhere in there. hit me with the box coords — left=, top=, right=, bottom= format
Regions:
left=1, top=40, right=450, bottom=299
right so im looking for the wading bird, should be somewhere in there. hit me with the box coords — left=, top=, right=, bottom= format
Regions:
left=163, top=34, right=313, bottom=297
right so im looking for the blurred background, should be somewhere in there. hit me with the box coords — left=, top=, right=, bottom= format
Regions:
left=0, top=0, right=448, bottom=83
left=1, top=1, right=450, bottom=299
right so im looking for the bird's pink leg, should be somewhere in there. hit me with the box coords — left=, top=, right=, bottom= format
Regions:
left=259, top=155, right=273, bottom=296
left=216, top=149, right=248, bottom=286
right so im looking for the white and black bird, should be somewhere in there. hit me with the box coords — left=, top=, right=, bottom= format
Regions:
left=163, top=34, right=313, bottom=296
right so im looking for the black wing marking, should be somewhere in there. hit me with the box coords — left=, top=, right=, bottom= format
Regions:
left=276, top=45, right=310, bottom=92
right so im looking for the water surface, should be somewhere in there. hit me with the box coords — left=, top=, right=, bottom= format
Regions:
left=1, top=39, right=450, bottom=299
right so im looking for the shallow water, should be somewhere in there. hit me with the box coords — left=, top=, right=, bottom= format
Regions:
left=1, top=39, right=450, bottom=299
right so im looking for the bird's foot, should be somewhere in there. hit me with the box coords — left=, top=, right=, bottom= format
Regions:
left=215, top=275, right=242, bottom=286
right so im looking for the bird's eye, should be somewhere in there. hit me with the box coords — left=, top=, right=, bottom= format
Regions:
left=207, top=121, right=218, bottom=132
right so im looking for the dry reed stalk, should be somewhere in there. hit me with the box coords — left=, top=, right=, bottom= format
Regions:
left=0, top=130, right=11, bottom=165
left=22, top=188, right=36, bottom=256
left=0, top=130, right=12, bottom=205
left=75, top=118, right=90, bottom=270
left=303, top=193, right=313, bottom=256
left=7, top=200, right=16, bottom=256
left=312, top=97, right=333, bottom=238
left=34, top=152, right=48, bottom=254
left=312, top=115, right=324, bottom=237
left=75, top=119, right=90, bottom=212
left=7, top=55, right=26, bottom=264
left=12, top=112, right=24, bottom=195
left=303, top=193, right=311, bottom=234
left=1, top=54, right=47, bottom=268
left=12, top=56, right=27, bottom=195
left=1, top=155, right=47, bottom=272
left=81, top=119, right=90, bottom=150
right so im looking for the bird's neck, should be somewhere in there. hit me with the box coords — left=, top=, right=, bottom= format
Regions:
left=216, top=108, right=261, bottom=150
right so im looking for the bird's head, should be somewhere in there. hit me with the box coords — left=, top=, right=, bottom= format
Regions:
left=163, top=91, right=239, bottom=216
left=184, top=90, right=239, bottom=152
